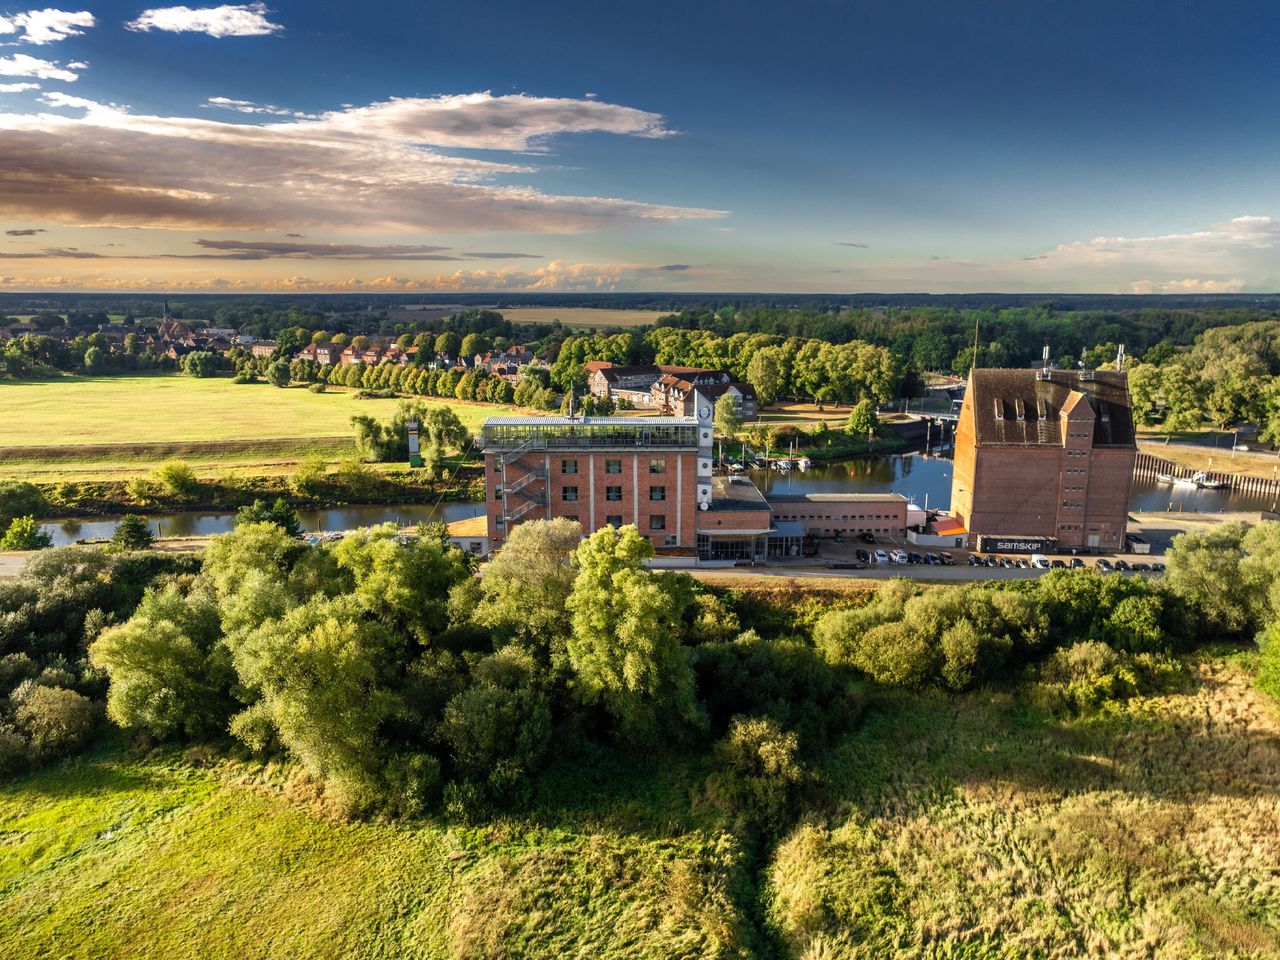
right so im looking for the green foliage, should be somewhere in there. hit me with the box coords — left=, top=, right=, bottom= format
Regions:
left=471, top=517, right=582, bottom=650
left=704, top=716, right=806, bottom=837
left=182, top=350, right=219, bottom=378
left=151, top=460, right=200, bottom=501
left=713, top=393, right=743, bottom=438
left=110, top=515, right=154, bottom=551
left=354, top=399, right=470, bottom=465
left=234, top=498, right=302, bottom=538
left=288, top=453, right=328, bottom=498
left=14, top=685, right=100, bottom=759
left=0, top=480, right=47, bottom=524
left=844, top=398, right=879, bottom=437
left=265, top=360, right=291, bottom=388
left=566, top=526, right=701, bottom=742
left=89, top=584, right=232, bottom=739
left=0, top=516, right=52, bottom=551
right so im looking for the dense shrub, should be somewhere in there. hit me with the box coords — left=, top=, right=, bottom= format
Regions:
left=110, top=515, right=154, bottom=551
left=15, top=685, right=100, bottom=757
left=704, top=716, right=807, bottom=837
left=0, top=480, right=47, bottom=524
left=152, top=460, right=200, bottom=501
left=0, top=515, right=52, bottom=551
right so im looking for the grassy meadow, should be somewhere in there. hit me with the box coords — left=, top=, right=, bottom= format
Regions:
left=3, top=654, right=1278, bottom=958
left=0, top=376, right=519, bottom=479
left=499, top=307, right=668, bottom=328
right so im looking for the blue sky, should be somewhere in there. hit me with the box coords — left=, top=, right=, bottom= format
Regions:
left=0, top=0, right=1277, bottom=292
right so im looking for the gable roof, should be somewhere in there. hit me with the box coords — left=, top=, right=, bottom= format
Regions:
left=966, top=368, right=1135, bottom=448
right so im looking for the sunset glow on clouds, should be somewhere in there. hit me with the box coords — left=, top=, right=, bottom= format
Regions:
left=0, top=1, right=1277, bottom=292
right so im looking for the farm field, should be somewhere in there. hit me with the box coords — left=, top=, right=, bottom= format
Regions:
left=499, top=307, right=668, bottom=328
left=0, top=376, right=523, bottom=478
left=3, top=655, right=1277, bottom=958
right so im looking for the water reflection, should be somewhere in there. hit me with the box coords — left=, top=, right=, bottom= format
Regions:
left=40, top=501, right=485, bottom=548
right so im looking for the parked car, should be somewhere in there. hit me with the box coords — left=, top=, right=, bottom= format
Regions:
left=1050, top=559, right=1066, bottom=569
left=889, top=549, right=908, bottom=564
left=907, top=551, right=923, bottom=564
left=940, top=552, right=955, bottom=565
left=1070, top=557, right=1085, bottom=569
left=1014, top=558, right=1029, bottom=569
left=1151, top=562, right=1166, bottom=572
left=985, top=556, right=1000, bottom=567
left=1133, top=562, right=1151, bottom=571
left=1096, top=558, right=1114, bottom=572
left=1114, top=559, right=1130, bottom=571
left=855, top=549, right=870, bottom=563
left=874, top=549, right=889, bottom=564
left=968, top=554, right=983, bottom=566
left=924, top=552, right=940, bottom=565
left=858, top=532, right=877, bottom=544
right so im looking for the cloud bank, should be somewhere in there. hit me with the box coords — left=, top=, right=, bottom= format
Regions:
left=0, top=52, right=81, bottom=81
left=0, top=8, right=93, bottom=45
left=126, top=3, right=282, bottom=38
left=0, top=92, right=722, bottom=233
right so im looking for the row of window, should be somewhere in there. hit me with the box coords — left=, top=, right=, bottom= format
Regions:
left=561, top=485, right=666, bottom=502
left=773, top=513, right=899, bottom=522
left=1065, top=465, right=1088, bottom=475
left=562, top=514, right=668, bottom=530
left=1067, top=449, right=1089, bottom=458
left=559, top=458, right=667, bottom=475
left=1061, top=500, right=1084, bottom=509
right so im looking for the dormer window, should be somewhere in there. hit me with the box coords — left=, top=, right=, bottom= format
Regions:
left=993, top=398, right=1004, bottom=421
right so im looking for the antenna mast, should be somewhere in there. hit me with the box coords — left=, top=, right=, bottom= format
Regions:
left=1116, top=343, right=1126, bottom=371
left=971, top=315, right=980, bottom=371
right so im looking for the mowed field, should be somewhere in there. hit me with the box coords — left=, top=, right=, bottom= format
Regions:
left=500, top=307, right=668, bottom=328
left=3, top=655, right=1278, bottom=958
left=0, top=376, right=521, bottom=479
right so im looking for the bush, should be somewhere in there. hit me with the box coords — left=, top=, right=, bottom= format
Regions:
left=704, top=716, right=807, bottom=837
left=15, top=685, right=100, bottom=757
left=152, top=460, right=200, bottom=501
left=0, top=515, right=52, bottom=551
left=111, top=515, right=154, bottom=551
left=125, top=476, right=158, bottom=505
left=290, top=453, right=328, bottom=498
left=234, top=498, right=302, bottom=538
left=0, top=480, right=47, bottom=524
left=308, top=382, right=326, bottom=394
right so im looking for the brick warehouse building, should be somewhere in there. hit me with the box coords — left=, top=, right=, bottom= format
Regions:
left=950, top=367, right=1136, bottom=552
left=480, top=392, right=779, bottom=562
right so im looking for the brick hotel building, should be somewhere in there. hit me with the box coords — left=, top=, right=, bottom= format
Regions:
left=950, top=367, right=1136, bottom=552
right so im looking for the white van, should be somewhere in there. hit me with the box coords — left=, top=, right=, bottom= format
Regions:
left=889, top=549, right=908, bottom=564
left=1030, top=553, right=1050, bottom=569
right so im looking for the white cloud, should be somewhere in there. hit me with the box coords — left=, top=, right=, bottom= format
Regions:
left=206, top=95, right=316, bottom=118
left=125, top=3, right=282, bottom=37
left=0, top=52, right=81, bottom=81
left=0, top=81, right=40, bottom=92
left=0, top=92, right=723, bottom=232
left=0, top=9, right=93, bottom=45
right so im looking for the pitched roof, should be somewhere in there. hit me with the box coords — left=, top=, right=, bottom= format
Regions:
left=965, top=368, right=1135, bottom=448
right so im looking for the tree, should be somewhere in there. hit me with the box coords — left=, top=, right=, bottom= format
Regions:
left=0, top=516, right=52, bottom=551
left=90, top=584, right=232, bottom=739
left=152, top=460, right=200, bottom=501
left=235, top=498, right=303, bottom=538
left=290, top=453, right=328, bottom=498
left=460, top=333, right=488, bottom=359
left=266, top=360, right=291, bottom=388
left=845, top=398, right=879, bottom=438
left=83, top=345, right=106, bottom=373
left=704, top=716, right=806, bottom=837
left=565, top=526, right=699, bottom=740
left=745, top=347, right=785, bottom=405
left=15, top=686, right=99, bottom=758
left=183, top=351, right=219, bottom=378
left=1163, top=522, right=1255, bottom=636
left=0, top=480, right=46, bottom=524
left=435, top=331, right=460, bottom=359
left=472, top=518, right=582, bottom=648
left=714, top=393, right=743, bottom=439
left=110, top=515, right=154, bottom=551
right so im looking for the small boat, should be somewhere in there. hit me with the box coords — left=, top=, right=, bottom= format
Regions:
left=773, top=459, right=792, bottom=472
left=796, top=456, right=812, bottom=472
left=1191, top=472, right=1228, bottom=489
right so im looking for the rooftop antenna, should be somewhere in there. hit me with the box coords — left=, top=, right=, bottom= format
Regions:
left=1078, top=346, right=1087, bottom=369
left=971, top=315, right=980, bottom=371
left=1041, top=343, right=1051, bottom=375
left=1116, top=343, right=1126, bottom=371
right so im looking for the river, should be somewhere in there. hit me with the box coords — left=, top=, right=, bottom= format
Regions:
left=40, top=501, right=485, bottom=548
left=38, top=451, right=1278, bottom=548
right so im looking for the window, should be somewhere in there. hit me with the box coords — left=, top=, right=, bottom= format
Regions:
left=562, top=486, right=579, bottom=502
left=606, top=485, right=622, bottom=501
left=605, top=459, right=622, bottom=474
left=492, top=460, right=501, bottom=473
left=665, top=535, right=678, bottom=546
left=606, top=514, right=622, bottom=528
left=649, top=459, right=666, bottom=474
left=650, top=486, right=666, bottom=501
left=493, top=485, right=502, bottom=500
left=561, top=458, right=578, bottom=475
left=564, top=515, right=579, bottom=523
left=649, top=515, right=666, bottom=530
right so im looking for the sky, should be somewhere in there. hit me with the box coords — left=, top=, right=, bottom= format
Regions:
left=0, top=0, right=1278, bottom=294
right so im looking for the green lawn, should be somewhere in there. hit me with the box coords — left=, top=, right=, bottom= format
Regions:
left=4, top=658, right=1279, bottom=958
left=0, top=376, right=514, bottom=449
left=0, top=749, right=751, bottom=959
